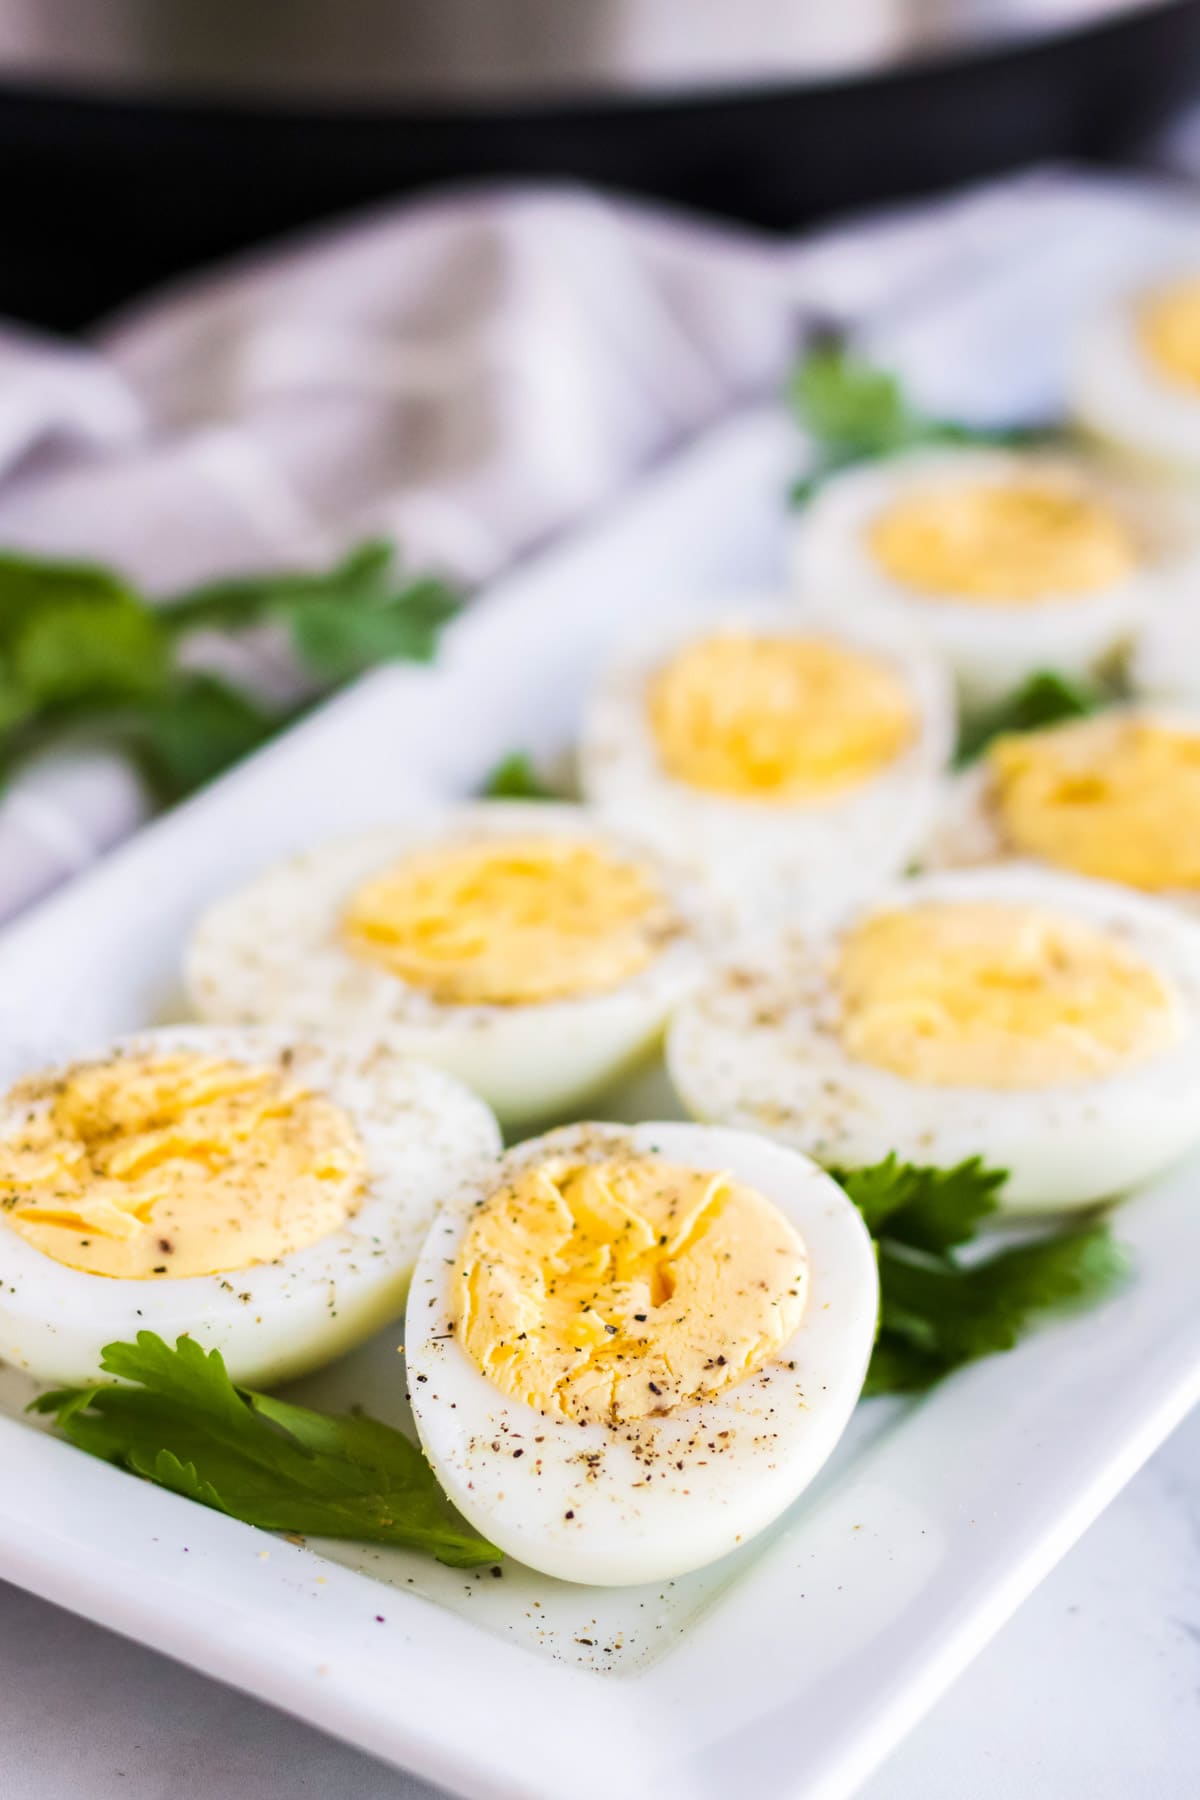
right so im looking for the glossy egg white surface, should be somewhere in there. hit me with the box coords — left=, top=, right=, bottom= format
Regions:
left=185, top=803, right=712, bottom=1131
left=1070, top=274, right=1200, bottom=480
left=0, top=1025, right=501, bottom=1388
left=578, top=598, right=955, bottom=934
left=405, top=1120, right=878, bottom=1587
left=790, top=447, right=1200, bottom=708
left=668, top=867, right=1200, bottom=1211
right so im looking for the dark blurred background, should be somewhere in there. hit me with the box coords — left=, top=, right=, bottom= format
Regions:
left=3, top=0, right=1200, bottom=331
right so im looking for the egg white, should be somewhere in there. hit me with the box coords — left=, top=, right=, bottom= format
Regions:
left=0, top=1024, right=501, bottom=1388
left=405, top=1119, right=878, bottom=1587
left=924, top=704, right=1200, bottom=918
left=668, top=867, right=1200, bottom=1211
left=1132, top=596, right=1200, bottom=709
left=1070, top=274, right=1200, bottom=480
left=790, top=447, right=1200, bottom=709
left=185, top=803, right=712, bottom=1132
left=578, top=598, right=955, bottom=935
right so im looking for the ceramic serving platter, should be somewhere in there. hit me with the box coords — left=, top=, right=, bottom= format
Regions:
left=0, top=410, right=1197, bottom=1800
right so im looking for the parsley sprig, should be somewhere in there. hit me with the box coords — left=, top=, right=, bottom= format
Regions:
left=789, top=344, right=1056, bottom=502
left=31, top=1332, right=497, bottom=1566
left=480, top=750, right=560, bottom=800
left=0, top=541, right=459, bottom=803
left=836, top=1156, right=1129, bottom=1395
left=954, top=669, right=1111, bottom=765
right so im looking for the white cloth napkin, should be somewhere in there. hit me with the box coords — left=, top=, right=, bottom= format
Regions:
left=1, top=165, right=1198, bottom=924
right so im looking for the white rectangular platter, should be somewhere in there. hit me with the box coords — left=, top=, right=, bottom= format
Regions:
left=0, top=408, right=1198, bottom=1800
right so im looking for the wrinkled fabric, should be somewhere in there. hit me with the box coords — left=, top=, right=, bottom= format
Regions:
left=1, top=167, right=1198, bottom=924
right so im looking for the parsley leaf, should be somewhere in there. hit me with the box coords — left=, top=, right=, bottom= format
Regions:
left=31, top=1332, right=498, bottom=1568
left=161, top=542, right=460, bottom=683
left=287, top=577, right=459, bottom=683
left=955, top=669, right=1110, bottom=765
left=0, top=538, right=458, bottom=809
left=834, top=1155, right=1128, bottom=1394
left=128, top=673, right=286, bottom=803
left=789, top=344, right=1055, bottom=503
left=481, top=751, right=560, bottom=800
left=876, top=1229, right=1127, bottom=1383
left=833, top=1154, right=1007, bottom=1254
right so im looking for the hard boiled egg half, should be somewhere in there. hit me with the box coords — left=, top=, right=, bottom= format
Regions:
left=405, top=1120, right=877, bottom=1586
left=791, top=446, right=1199, bottom=708
left=927, top=707, right=1200, bottom=913
left=0, top=1025, right=500, bottom=1387
left=669, top=868, right=1200, bottom=1210
left=187, top=803, right=711, bottom=1130
left=579, top=602, right=953, bottom=933
left=1071, top=271, right=1200, bottom=479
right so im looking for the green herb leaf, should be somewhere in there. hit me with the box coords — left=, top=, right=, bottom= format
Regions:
left=0, top=552, right=169, bottom=715
left=481, top=751, right=560, bottom=801
left=31, top=1332, right=498, bottom=1568
left=834, top=1154, right=1007, bottom=1254
left=0, top=539, right=457, bottom=810
left=789, top=344, right=1056, bottom=503
left=790, top=346, right=919, bottom=461
left=955, top=669, right=1109, bottom=765
left=159, top=539, right=397, bottom=634
left=161, top=542, right=461, bottom=683
left=287, top=577, right=459, bottom=682
left=127, top=673, right=283, bottom=803
left=833, top=1154, right=1128, bottom=1396
left=12, top=594, right=168, bottom=708
left=877, top=1229, right=1127, bottom=1367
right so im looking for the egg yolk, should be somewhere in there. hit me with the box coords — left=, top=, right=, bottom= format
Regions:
left=0, top=1052, right=367, bottom=1279
left=648, top=631, right=916, bottom=798
left=836, top=901, right=1179, bottom=1088
left=343, top=835, right=678, bottom=1006
left=867, top=482, right=1138, bottom=603
left=989, top=715, right=1200, bottom=891
left=1139, top=277, right=1200, bottom=393
left=453, top=1153, right=808, bottom=1425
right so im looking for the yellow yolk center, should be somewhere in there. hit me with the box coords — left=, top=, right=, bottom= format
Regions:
left=988, top=715, right=1200, bottom=891
left=648, top=631, right=916, bottom=798
left=836, top=901, right=1179, bottom=1088
left=867, top=482, right=1138, bottom=603
left=343, top=836, right=678, bottom=1006
left=453, top=1154, right=808, bottom=1425
left=1139, top=278, right=1200, bottom=393
left=0, top=1052, right=367, bottom=1279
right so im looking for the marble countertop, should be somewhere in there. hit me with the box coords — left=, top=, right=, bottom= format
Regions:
left=1, top=1409, right=1196, bottom=1800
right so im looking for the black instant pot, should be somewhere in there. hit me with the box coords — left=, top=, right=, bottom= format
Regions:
left=1, top=0, right=1198, bottom=330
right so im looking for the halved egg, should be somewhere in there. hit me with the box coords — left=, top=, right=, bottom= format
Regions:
left=927, top=708, right=1200, bottom=912
left=668, top=868, right=1200, bottom=1210
left=1071, top=272, right=1200, bottom=479
left=186, top=803, right=711, bottom=1130
left=405, top=1119, right=878, bottom=1586
left=0, top=1025, right=500, bottom=1387
left=791, top=446, right=1200, bottom=707
left=578, top=601, right=954, bottom=933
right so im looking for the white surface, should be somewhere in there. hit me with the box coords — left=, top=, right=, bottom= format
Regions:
left=0, top=409, right=1197, bottom=1798
left=2, top=1411, right=1196, bottom=1800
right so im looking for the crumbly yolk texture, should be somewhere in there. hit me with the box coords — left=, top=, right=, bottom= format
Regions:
left=648, top=631, right=916, bottom=798
left=1139, top=277, right=1200, bottom=393
left=343, top=836, right=678, bottom=1006
left=0, top=1053, right=367, bottom=1279
left=453, top=1155, right=808, bottom=1425
left=836, top=901, right=1179, bottom=1089
left=988, top=715, right=1200, bottom=891
left=867, top=482, right=1138, bottom=603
